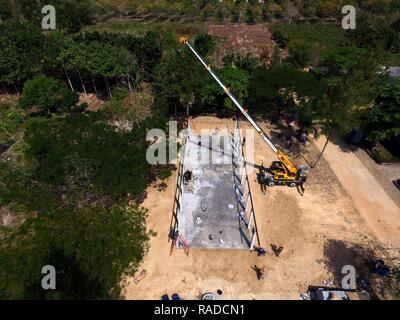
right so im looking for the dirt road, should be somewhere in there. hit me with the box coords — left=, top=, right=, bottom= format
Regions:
left=314, top=136, right=400, bottom=249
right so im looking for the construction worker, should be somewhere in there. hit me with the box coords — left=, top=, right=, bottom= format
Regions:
left=256, top=247, right=266, bottom=256
left=170, top=228, right=179, bottom=241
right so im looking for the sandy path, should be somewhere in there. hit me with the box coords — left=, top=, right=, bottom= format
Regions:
left=315, top=137, right=400, bottom=249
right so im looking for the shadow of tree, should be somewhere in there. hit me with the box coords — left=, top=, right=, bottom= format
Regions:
left=323, top=239, right=399, bottom=299
left=252, top=118, right=360, bottom=166
left=323, top=239, right=373, bottom=285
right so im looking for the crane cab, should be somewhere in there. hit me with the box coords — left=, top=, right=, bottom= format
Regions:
left=263, top=161, right=308, bottom=188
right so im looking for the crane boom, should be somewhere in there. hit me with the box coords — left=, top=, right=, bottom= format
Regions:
left=180, top=37, right=298, bottom=175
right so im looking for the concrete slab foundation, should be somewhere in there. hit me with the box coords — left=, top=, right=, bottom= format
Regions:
left=178, top=133, right=250, bottom=249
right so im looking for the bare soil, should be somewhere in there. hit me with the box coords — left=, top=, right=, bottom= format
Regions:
left=79, top=93, right=105, bottom=112
left=123, top=116, right=400, bottom=300
left=208, top=24, right=288, bottom=66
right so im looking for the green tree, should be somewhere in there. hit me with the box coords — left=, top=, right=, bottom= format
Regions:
left=388, top=18, right=400, bottom=54
left=234, top=54, right=260, bottom=73
left=194, top=33, right=215, bottom=57
left=288, top=40, right=312, bottom=68
left=347, top=13, right=386, bottom=49
left=3, top=0, right=94, bottom=33
left=245, top=7, right=255, bottom=24
left=56, top=0, right=94, bottom=33
left=0, top=197, right=148, bottom=299
left=19, top=75, right=78, bottom=113
left=140, top=31, right=164, bottom=81
left=363, top=79, right=400, bottom=142
left=303, top=47, right=382, bottom=166
left=249, top=64, right=324, bottom=118
left=0, top=21, right=44, bottom=92
left=154, top=49, right=203, bottom=113
left=0, top=0, right=11, bottom=20
left=199, top=67, right=249, bottom=114
left=86, top=41, right=125, bottom=97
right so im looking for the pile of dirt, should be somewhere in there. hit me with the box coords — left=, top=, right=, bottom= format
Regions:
left=208, top=24, right=287, bottom=66
left=80, top=94, right=105, bottom=112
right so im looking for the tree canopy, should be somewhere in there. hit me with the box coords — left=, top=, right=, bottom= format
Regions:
left=19, top=75, right=78, bottom=113
left=363, top=79, right=400, bottom=142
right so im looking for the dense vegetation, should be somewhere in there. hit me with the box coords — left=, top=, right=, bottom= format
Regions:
left=1, top=0, right=400, bottom=299
left=0, top=19, right=173, bottom=298
left=2, top=0, right=400, bottom=26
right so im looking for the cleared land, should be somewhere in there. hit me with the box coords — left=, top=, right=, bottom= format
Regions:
left=123, top=116, right=400, bottom=300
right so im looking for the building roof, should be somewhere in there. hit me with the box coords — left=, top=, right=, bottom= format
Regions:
left=388, top=67, right=400, bottom=77
left=380, top=67, right=400, bottom=78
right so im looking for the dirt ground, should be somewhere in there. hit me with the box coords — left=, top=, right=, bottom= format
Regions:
left=79, top=93, right=105, bottom=111
left=207, top=24, right=287, bottom=66
left=123, top=116, right=399, bottom=300
left=314, top=137, right=400, bottom=250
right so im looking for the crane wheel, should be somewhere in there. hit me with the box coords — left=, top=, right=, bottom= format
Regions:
left=288, top=182, right=297, bottom=188
left=268, top=181, right=275, bottom=187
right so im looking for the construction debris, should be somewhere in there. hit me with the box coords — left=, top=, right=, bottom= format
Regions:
left=134, top=269, right=147, bottom=284
left=183, top=170, right=195, bottom=193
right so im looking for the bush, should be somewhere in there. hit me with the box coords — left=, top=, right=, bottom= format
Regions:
left=24, top=112, right=158, bottom=198
left=194, top=33, right=215, bottom=57
left=273, top=29, right=288, bottom=48
left=19, top=75, right=78, bottom=113
left=0, top=200, right=149, bottom=299
left=0, top=102, right=27, bottom=144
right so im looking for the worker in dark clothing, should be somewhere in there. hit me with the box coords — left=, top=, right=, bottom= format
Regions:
left=258, top=164, right=267, bottom=195
left=256, top=247, right=266, bottom=256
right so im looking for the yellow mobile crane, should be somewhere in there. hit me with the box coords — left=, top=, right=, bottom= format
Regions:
left=179, top=36, right=309, bottom=187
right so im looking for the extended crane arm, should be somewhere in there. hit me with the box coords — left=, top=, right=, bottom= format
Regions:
left=180, top=37, right=297, bottom=174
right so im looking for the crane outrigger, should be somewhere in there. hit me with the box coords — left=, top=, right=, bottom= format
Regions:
left=179, top=36, right=308, bottom=187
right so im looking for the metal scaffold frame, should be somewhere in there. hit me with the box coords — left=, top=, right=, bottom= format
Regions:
left=169, top=112, right=190, bottom=255
left=170, top=110, right=260, bottom=253
left=231, top=119, right=261, bottom=251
